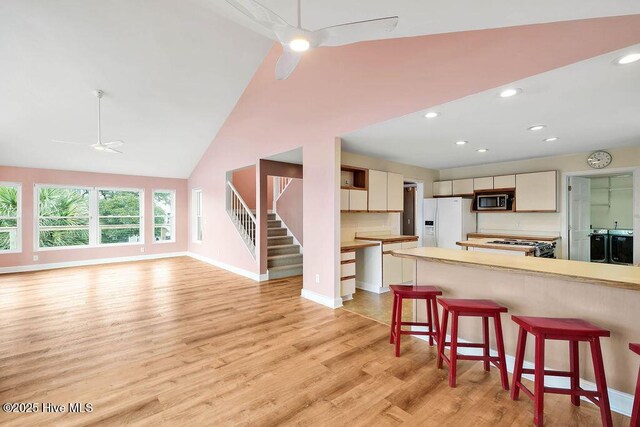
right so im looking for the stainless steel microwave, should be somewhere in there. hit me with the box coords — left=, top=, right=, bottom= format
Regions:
left=477, top=194, right=508, bottom=210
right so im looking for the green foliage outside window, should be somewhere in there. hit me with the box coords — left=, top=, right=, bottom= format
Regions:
left=0, top=186, right=19, bottom=250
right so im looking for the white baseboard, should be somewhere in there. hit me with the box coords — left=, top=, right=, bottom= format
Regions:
left=356, top=280, right=390, bottom=294
left=187, top=252, right=268, bottom=281
left=0, top=252, right=189, bottom=274
left=411, top=328, right=634, bottom=417
left=301, top=288, right=343, bottom=309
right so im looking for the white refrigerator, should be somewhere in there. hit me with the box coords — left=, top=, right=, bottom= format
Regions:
left=423, top=197, right=476, bottom=249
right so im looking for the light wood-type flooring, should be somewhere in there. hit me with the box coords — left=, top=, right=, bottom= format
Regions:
left=0, top=257, right=629, bottom=426
left=342, top=289, right=413, bottom=325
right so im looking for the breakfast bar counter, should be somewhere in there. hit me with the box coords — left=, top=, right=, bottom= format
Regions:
left=391, top=246, right=640, bottom=399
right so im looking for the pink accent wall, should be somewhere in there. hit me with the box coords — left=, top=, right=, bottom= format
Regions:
left=231, top=166, right=273, bottom=210
left=188, top=16, right=640, bottom=300
left=0, top=166, right=188, bottom=269
left=276, top=178, right=303, bottom=245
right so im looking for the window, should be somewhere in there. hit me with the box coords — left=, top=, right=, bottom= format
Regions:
left=153, top=190, right=175, bottom=243
left=0, top=182, right=21, bottom=252
left=98, top=189, right=143, bottom=245
left=37, top=186, right=91, bottom=248
left=35, top=185, right=144, bottom=249
left=193, top=189, right=203, bottom=242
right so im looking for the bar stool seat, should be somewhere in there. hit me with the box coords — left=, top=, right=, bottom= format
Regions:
left=389, top=285, right=442, bottom=357
left=437, top=298, right=509, bottom=389
left=511, top=315, right=613, bottom=427
left=630, top=343, right=640, bottom=427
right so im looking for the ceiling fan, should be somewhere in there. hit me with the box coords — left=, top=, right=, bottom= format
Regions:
left=225, top=0, right=399, bottom=80
left=52, top=89, right=124, bottom=154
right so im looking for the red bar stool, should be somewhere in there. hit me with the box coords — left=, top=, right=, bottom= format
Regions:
left=511, top=316, right=613, bottom=427
left=631, top=343, right=640, bottom=427
left=389, top=285, right=442, bottom=357
left=436, top=298, right=509, bottom=389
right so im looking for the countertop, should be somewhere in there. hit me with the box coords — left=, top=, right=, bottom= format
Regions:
left=340, top=240, right=380, bottom=252
left=457, top=238, right=535, bottom=253
left=355, top=235, right=419, bottom=243
left=391, top=247, right=640, bottom=291
left=467, top=233, right=560, bottom=242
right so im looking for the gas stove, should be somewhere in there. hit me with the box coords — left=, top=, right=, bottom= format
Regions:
left=488, top=239, right=556, bottom=258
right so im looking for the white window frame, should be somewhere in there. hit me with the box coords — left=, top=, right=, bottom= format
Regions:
left=192, top=189, right=203, bottom=243
left=34, top=184, right=144, bottom=251
left=96, top=187, right=145, bottom=247
left=0, top=182, right=22, bottom=254
left=153, top=189, right=176, bottom=244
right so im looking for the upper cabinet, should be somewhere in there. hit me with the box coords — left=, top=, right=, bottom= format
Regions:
left=433, top=180, right=453, bottom=197
left=473, top=177, right=494, bottom=191
left=452, top=178, right=474, bottom=196
left=515, top=171, right=557, bottom=212
left=387, top=172, right=404, bottom=211
left=494, top=174, right=516, bottom=189
left=368, top=170, right=388, bottom=211
left=341, top=165, right=369, bottom=212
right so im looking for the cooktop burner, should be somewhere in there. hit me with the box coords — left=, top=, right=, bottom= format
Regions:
left=489, top=240, right=541, bottom=246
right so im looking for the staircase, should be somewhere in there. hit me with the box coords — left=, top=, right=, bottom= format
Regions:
left=266, top=212, right=303, bottom=279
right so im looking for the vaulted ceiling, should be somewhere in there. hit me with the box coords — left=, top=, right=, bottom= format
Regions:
left=1, top=1, right=639, bottom=178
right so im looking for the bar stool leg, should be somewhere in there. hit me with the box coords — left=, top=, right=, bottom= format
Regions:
left=631, top=366, right=640, bottom=427
left=482, top=316, right=490, bottom=372
left=449, top=311, right=459, bottom=388
left=511, top=326, right=528, bottom=400
left=437, top=308, right=449, bottom=369
left=493, top=313, right=509, bottom=390
left=394, top=295, right=403, bottom=357
left=426, top=298, right=434, bottom=346
left=431, top=297, right=440, bottom=348
left=390, top=292, right=398, bottom=344
left=589, top=338, right=613, bottom=427
left=534, top=334, right=545, bottom=427
left=569, top=340, right=580, bottom=406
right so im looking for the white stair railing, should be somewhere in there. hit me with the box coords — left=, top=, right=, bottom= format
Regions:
left=226, top=180, right=256, bottom=257
left=273, top=176, right=292, bottom=204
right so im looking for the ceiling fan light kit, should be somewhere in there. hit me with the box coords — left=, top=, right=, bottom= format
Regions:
left=225, top=0, right=399, bottom=79
left=52, top=89, right=124, bottom=154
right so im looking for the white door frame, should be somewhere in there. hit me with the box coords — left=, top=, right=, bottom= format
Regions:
left=561, top=166, right=639, bottom=264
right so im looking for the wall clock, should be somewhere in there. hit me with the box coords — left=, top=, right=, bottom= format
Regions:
left=587, top=151, right=612, bottom=169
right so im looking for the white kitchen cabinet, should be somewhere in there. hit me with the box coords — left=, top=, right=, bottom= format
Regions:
left=433, top=181, right=453, bottom=197
left=349, top=189, right=368, bottom=211
left=515, top=171, right=557, bottom=212
left=494, top=174, right=516, bottom=189
left=401, top=240, right=418, bottom=283
left=387, top=172, right=404, bottom=211
left=340, top=189, right=350, bottom=211
left=368, top=169, right=388, bottom=211
left=473, top=177, right=494, bottom=191
left=382, top=253, right=402, bottom=286
left=453, top=178, right=474, bottom=196
left=341, top=278, right=356, bottom=297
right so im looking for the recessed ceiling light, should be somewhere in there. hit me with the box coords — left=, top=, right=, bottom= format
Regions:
left=477, top=148, right=488, bottom=153
left=424, top=112, right=440, bottom=119
left=455, top=140, right=467, bottom=145
left=289, top=38, right=310, bottom=52
left=615, top=53, right=640, bottom=65
left=499, top=88, right=522, bottom=98
left=543, top=137, right=559, bottom=142
left=528, top=125, right=546, bottom=131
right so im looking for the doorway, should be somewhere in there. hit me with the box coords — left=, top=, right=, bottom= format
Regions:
left=402, top=184, right=416, bottom=235
left=565, top=169, right=638, bottom=265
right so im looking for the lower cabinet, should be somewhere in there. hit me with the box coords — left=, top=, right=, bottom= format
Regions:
left=340, top=250, right=357, bottom=298
left=382, top=240, right=417, bottom=286
left=401, top=241, right=418, bottom=283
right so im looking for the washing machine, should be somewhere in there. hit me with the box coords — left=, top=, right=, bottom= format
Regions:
left=609, top=229, right=634, bottom=265
left=589, top=229, right=609, bottom=263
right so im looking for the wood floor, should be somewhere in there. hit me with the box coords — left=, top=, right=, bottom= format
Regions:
left=0, top=257, right=628, bottom=426
left=342, top=289, right=413, bottom=325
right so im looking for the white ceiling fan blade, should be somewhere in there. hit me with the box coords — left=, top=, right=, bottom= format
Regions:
left=104, top=147, right=123, bottom=154
left=313, top=16, right=399, bottom=47
left=52, top=139, right=85, bottom=145
left=225, top=0, right=291, bottom=32
left=275, top=47, right=302, bottom=80
left=104, top=140, right=124, bottom=148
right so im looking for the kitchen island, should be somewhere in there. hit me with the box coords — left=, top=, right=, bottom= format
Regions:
left=391, top=246, right=640, bottom=411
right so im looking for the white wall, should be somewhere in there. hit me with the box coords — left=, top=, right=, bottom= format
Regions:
left=439, top=146, right=640, bottom=238
left=590, top=175, right=634, bottom=230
